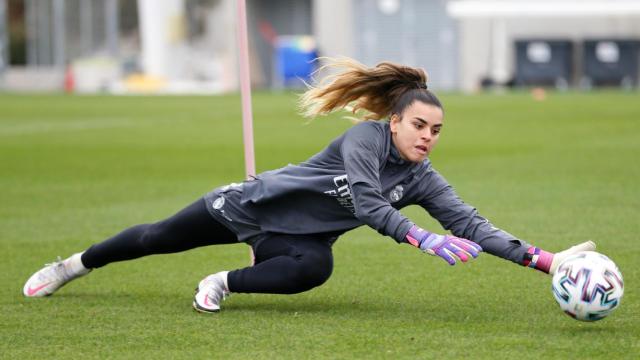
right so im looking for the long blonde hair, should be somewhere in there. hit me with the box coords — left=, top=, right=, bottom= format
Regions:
left=299, top=57, right=439, bottom=121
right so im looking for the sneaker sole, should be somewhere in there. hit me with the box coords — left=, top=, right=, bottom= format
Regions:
left=192, top=298, right=220, bottom=313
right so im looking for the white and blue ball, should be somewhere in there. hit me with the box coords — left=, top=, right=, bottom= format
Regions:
left=551, top=251, right=624, bottom=321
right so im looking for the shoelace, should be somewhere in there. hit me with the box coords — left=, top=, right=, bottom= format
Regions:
left=43, top=256, right=63, bottom=268
left=43, top=256, right=71, bottom=281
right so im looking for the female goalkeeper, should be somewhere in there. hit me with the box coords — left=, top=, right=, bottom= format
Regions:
left=23, top=58, right=594, bottom=312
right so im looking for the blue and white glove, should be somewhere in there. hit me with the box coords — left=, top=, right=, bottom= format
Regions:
left=406, top=225, right=482, bottom=265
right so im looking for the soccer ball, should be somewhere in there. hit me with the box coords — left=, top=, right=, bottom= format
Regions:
left=551, top=251, right=624, bottom=321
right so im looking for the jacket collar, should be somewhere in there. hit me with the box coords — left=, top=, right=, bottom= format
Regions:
left=389, top=139, right=406, bottom=165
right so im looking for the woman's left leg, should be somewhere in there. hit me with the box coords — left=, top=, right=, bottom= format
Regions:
left=24, top=198, right=237, bottom=297
left=81, top=198, right=237, bottom=269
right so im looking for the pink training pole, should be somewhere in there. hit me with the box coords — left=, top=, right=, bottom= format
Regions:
left=236, top=0, right=256, bottom=264
left=236, top=0, right=256, bottom=178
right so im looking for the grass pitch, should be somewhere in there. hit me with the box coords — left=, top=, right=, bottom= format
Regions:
left=1, top=91, right=639, bottom=359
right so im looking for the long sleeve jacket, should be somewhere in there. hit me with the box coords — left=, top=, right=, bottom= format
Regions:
left=241, top=120, right=529, bottom=263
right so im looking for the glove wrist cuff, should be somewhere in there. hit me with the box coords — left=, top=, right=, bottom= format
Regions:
left=405, top=225, right=437, bottom=249
left=523, top=246, right=554, bottom=273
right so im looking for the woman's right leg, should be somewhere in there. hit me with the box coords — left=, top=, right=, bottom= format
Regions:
left=82, top=198, right=237, bottom=268
left=193, top=233, right=334, bottom=313
left=229, top=234, right=334, bottom=294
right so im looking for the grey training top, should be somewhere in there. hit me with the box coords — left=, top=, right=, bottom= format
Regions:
left=209, top=120, right=530, bottom=264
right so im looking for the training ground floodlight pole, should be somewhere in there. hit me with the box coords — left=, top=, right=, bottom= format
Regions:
left=236, top=0, right=256, bottom=264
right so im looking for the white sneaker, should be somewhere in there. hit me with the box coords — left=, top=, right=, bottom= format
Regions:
left=23, top=253, right=91, bottom=297
left=549, top=241, right=596, bottom=275
left=193, top=271, right=230, bottom=313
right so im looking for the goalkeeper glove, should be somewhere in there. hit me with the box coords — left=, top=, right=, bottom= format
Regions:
left=405, top=225, right=482, bottom=265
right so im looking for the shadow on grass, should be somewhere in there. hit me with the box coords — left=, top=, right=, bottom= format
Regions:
left=17, top=290, right=497, bottom=324
left=222, top=298, right=389, bottom=315
left=558, top=323, right=621, bottom=333
left=17, top=290, right=188, bottom=308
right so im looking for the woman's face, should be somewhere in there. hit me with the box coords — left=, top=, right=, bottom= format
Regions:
left=389, top=101, right=443, bottom=163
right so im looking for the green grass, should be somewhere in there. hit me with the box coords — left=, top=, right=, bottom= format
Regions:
left=1, top=91, right=639, bottom=359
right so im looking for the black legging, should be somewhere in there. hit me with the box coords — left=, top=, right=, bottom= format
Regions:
left=81, top=198, right=333, bottom=294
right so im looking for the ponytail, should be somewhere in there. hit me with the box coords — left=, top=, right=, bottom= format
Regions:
left=299, top=57, right=441, bottom=122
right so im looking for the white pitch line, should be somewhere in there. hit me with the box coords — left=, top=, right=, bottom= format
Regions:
left=0, top=118, right=138, bottom=136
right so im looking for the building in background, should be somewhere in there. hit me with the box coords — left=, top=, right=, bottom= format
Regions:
left=315, top=0, right=458, bottom=90
left=1, top=0, right=135, bottom=92
left=1, top=0, right=640, bottom=93
left=448, top=0, right=640, bottom=91
left=0, top=0, right=7, bottom=75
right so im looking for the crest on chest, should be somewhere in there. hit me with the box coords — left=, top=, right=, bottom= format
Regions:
left=389, top=185, right=404, bottom=203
